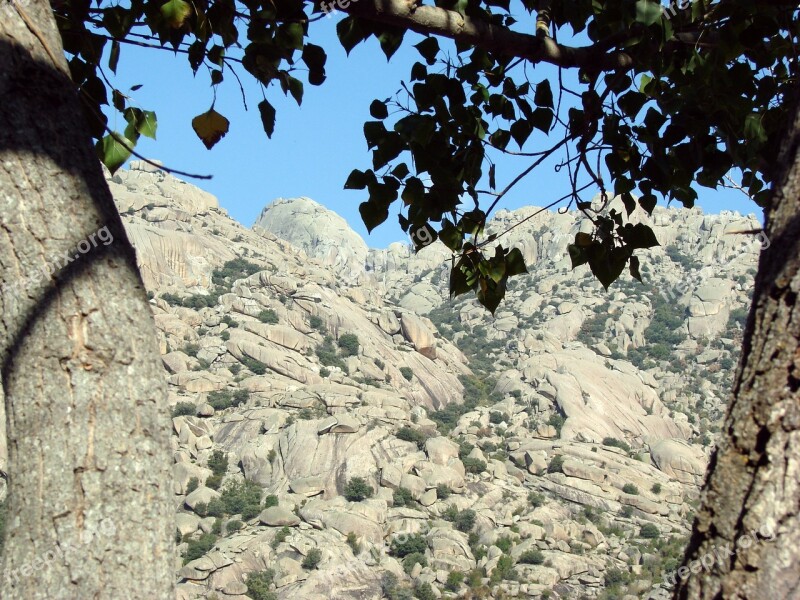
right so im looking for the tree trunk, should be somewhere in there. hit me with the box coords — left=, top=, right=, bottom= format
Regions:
left=673, top=96, right=800, bottom=598
left=0, top=2, right=175, bottom=598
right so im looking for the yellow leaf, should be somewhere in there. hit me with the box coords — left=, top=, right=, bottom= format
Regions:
left=192, top=109, right=230, bottom=150
left=160, top=0, right=191, bottom=28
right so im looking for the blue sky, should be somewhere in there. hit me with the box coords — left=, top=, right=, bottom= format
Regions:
left=111, top=16, right=762, bottom=248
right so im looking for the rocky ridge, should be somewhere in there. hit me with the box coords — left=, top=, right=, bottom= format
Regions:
left=1, top=161, right=761, bottom=600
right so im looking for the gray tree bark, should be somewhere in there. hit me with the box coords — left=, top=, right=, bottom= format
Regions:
left=673, top=95, right=800, bottom=598
left=0, top=1, right=175, bottom=598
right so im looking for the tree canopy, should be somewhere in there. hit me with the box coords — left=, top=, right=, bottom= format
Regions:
left=51, top=0, right=798, bottom=310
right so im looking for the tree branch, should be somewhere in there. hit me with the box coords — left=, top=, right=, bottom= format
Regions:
left=343, top=0, right=634, bottom=71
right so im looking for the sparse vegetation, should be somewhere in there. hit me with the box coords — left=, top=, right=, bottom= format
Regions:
left=343, top=477, right=374, bottom=502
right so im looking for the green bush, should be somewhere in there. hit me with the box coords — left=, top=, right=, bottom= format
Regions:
left=490, top=554, right=514, bottom=582
left=183, top=343, right=200, bottom=357
left=245, top=568, right=277, bottom=600
left=302, top=547, right=322, bottom=570
left=548, top=414, right=565, bottom=437
left=489, top=411, right=507, bottom=425
left=212, top=258, right=262, bottom=286
left=602, top=437, right=631, bottom=452
left=319, top=367, right=330, bottom=378
left=455, top=509, right=476, bottom=532
left=651, top=483, right=662, bottom=494
left=171, top=401, right=196, bottom=417
left=271, top=526, right=290, bottom=549
left=226, top=519, right=243, bottom=532
left=346, top=532, right=362, bottom=555
left=399, top=366, right=414, bottom=381
left=186, top=477, right=200, bottom=494
left=309, top=315, right=324, bottom=330
left=495, top=535, right=513, bottom=553
left=462, top=457, right=487, bottom=474
left=445, top=570, right=464, bottom=591
left=183, top=533, right=217, bottom=563
left=242, top=356, right=267, bottom=375
left=220, top=480, right=263, bottom=518
left=208, top=450, right=228, bottom=477
left=640, top=524, right=660, bottom=539
left=518, top=549, right=545, bottom=564
left=395, top=426, right=427, bottom=447
left=547, top=455, right=565, bottom=474
left=620, top=505, right=634, bottom=518
left=257, top=309, right=279, bottom=324
left=263, top=494, right=279, bottom=509
left=338, top=333, right=360, bottom=356
left=316, top=336, right=347, bottom=371
left=206, top=389, right=250, bottom=411
left=414, top=582, right=436, bottom=600
left=401, top=552, right=427, bottom=574
left=436, top=484, right=452, bottom=500
left=528, top=491, right=545, bottom=507
left=393, top=487, right=414, bottom=507
left=343, top=477, right=373, bottom=502
left=622, top=483, right=639, bottom=495
left=390, top=533, right=427, bottom=558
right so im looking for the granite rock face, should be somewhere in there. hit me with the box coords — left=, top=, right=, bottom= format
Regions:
left=0, top=164, right=759, bottom=600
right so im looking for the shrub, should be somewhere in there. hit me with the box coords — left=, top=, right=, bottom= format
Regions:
left=309, top=315, right=324, bottom=330
left=393, top=487, right=414, bottom=507
left=343, top=477, right=373, bottom=502
left=518, top=549, right=545, bottom=564
left=208, top=450, right=229, bottom=477
left=186, top=477, right=200, bottom=494
left=374, top=358, right=385, bottom=370
left=489, top=411, right=507, bottom=425
left=548, top=413, right=565, bottom=437
left=257, top=309, right=279, bottom=324
left=414, top=582, right=436, bottom=600
left=184, top=343, right=200, bottom=357
left=490, top=554, right=514, bottom=582
left=390, top=533, right=427, bottom=557
left=462, top=456, right=487, bottom=474
left=401, top=552, right=427, bottom=574
left=221, top=330, right=230, bottom=341
left=604, top=567, right=629, bottom=587
left=602, top=437, right=631, bottom=452
left=221, top=314, right=239, bottom=328
left=455, top=509, right=476, bottom=532
left=338, top=333, right=360, bottom=356
left=302, top=547, right=322, bottom=570
left=651, top=483, right=662, bottom=494
left=622, top=483, right=639, bottom=495
left=399, top=366, right=414, bottom=381
left=346, top=532, right=362, bottom=555
left=221, top=480, right=262, bottom=518
left=226, top=519, right=243, bottom=532
left=172, top=401, right=196, bottom=417
left=445, top=570, right=464, bottom=591
left=316, top=336, right=347, bottom=371
left=547, top=455, right=565, bottom=474
left=640, top=524, right=660, bottom=539
left=319, top=367, right=330, bottom=378
left=620, top=505, right=634, bottom=518
left=436, top=484, right=452, bottom=500
left=263, top=494, right=279, bottom=509
left=246, top=569, right=277, bottom=600
left=528, top=491, right=545, bottom=507
left=495, top=535, right=513, bottom=553
left=183, top=533, right=217, bottom=563
left=395, top=426, right=427, bottom=447
left=242, top=356, right=267, bottom=375
left=271, top=526, right=290, bottom=548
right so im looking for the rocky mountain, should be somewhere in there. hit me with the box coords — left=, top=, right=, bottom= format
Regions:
left=2, top=160, right=763, bottom=600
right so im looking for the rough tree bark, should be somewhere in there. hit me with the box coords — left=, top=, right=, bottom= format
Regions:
left=674, top=95, right=800, bottom=598
left=0, top=1, right=175, bottom=598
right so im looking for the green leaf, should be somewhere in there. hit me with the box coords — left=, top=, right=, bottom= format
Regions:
left=370, top=100, right=389, bottom=120
left=534, top=80, right=554, bottom=109
left=377, top=27, right=405, bottom=60
left=336, top=17, right=369, bottom=55
left=505, top=248, right=528, bottom=276
left=635, top=0, right=662, bottom=26
left=530, top=108, right=554, bottom=133
left=589, top=247, right=629, bottom=290
left=476, top=276, right=506, bottom=314
left=258, top=99, right=276, bottom=138
left=623, top=223, right=660, bottom=249
left=109, top=40, right=120, bottom=74
left=629, top=255, right=642, bottom=282
left=96, top=132, right=133, bottom=174
left=191, top=108, right=230, bottom=149
left=344, top=169, right=369, bottom=190
left=450, top=260, right=474, bottom=298
left=160, top=0, right=191, bottom=28
left=414, top=38, right=439, bottom=64
left=359, top=200, right=389, bottom=233
left=439, top=219, right=462, bottom=252
left=744, top=113, right=767, bottom=144
left=138, top=110, right=157, bottom=139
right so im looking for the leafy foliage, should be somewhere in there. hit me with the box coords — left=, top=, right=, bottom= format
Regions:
left=257, top=309, right=279, bottom=324
left=171, top=401, right=196, bottom=417
left=343, top=477, right=374, bottom=502
left=246, top=569, right=277, bottom=600
left=337, top=333, right=360, bottom=356
left=390, top=533, right=427, bottom=558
